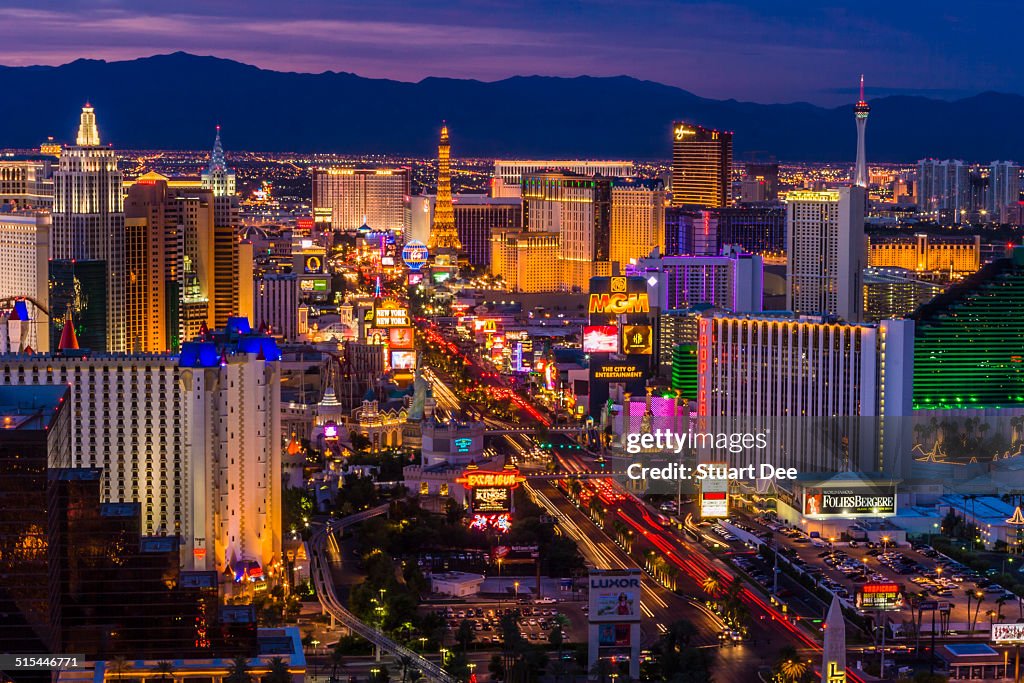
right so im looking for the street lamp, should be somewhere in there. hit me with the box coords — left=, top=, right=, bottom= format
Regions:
left=514, top=581, right=520, bottom=600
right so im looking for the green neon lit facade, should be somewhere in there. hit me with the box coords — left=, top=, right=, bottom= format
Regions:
left=671, top=343, right=698, bottom=399
left=913, top=247, right=1024, bottom=410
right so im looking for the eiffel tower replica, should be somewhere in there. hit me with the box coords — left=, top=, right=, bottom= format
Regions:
left=426, top=123, right=462, bottom=280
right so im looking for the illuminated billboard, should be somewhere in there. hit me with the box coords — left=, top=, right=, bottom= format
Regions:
left=588, top=292, right=650, bottom=316
left=700, top=469, right=729, bottom=519
left=588, top=276, right=650, bottom=324
left=374, top=300, right=410, bottom=327
left=323, top=421, right=339, bottom=441
left=588, top=570, right=642, bottom=623
left=621, top=325, right=653, bottom=355
left=598, top=624, right=632, bottom=646
left=407, top=272, right=424, bottom=286
left=389, top=327, right=414, bottom=349
left=590, top=361, right=646, bottom=381
left=583, top=325, right=619, bottom=353
left=855, top=583, right=903, bottom=611
left=366, top=328, right=388, bottom=345
left=472, top=487, right=512, bottom=513
left=401, top=240, right=429, bottom=270
left=992, top=623, right=1024, bottom=643
left=468, top=513, right=512, bottom=533
left=803, top=485, right=897, bottom=517
left=303, top=254, right=324, bottom=274
left=299, top=277, right=329, bottom=292
left=390, top=350, right=416, bottom=370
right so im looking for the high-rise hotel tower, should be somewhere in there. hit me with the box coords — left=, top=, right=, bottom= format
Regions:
left=671, top=122, right=733, bottom=208
left=52, top=104, right=126, bottom=351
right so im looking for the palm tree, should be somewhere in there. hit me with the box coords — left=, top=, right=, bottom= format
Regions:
left=330, top=644, right=346, bottom=682
left=262, top=657, right=292, bottom=683
left=702, top=571, right=721, bottom=599
left=778, top=657, right=808, bottom=682
left=775, top=646, right=808, bottom=682
left=225, top=657, right=252, bottom=683
left=396, top=655, right=413, bottom=683
left=108, top=656, right=130, bottom=683
left=154, top=661, right=175, bottom=683
left=456, top=619, right=475, bottom=652
left=971, top=591, right=986, bottom=634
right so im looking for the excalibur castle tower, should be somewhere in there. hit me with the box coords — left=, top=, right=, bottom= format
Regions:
left=52, top=104, right=126, bottom=351
left=854, top=75, right=870, bottom=188
left=427, top=123, right=462, bottom=276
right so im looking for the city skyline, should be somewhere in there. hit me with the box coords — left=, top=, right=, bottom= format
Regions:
left=0, top=1, right=1020, bottom=105
left=1, top=10, right=1024, bottom=680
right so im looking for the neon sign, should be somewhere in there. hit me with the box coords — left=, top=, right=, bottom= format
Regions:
left=469, top=513, right=513, bottom=533
left=587, top=293, right=649, bottom=315
left=456, top=470, right=523, bottom=488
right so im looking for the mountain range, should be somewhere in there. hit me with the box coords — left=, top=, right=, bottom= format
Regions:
left=2, top=52, right=1022, bottom=162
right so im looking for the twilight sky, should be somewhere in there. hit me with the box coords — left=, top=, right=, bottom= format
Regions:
left=0, top=0, right=1019, bottom=105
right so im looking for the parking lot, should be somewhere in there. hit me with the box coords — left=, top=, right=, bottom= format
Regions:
left=424, top=600, right=588, bottom=649
left=745, top=513, right=1024, bottom=633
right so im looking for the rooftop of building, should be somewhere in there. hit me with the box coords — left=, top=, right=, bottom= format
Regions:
left=937, top=494, right=1018, bottom=525
left=913, top=247, right=1024, bottom=323
left=0, top=384, right=69, bottom=430
left=795, top=471, right=900, bottom=487
left=0, top=154, right=54, bottom=163
left=0, top=208, right=51, bottom=222
left=49, top=467, right=102, bottom=482
left=940, top=643, right=1001, bottom=660
left=432, top=571, right=485, bottom=582
left=100, top=502, right=140, bottom=518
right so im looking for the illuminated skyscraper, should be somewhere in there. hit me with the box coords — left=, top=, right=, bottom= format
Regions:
left=917, top=159, right=970, bottom=224
left=988, top=160, right=1021, bottom=222
left=52, top=104, right=126, bottom=351
left=0, top=212, right=51, bottom=351
left=201, top=126, right=236, bottom=198
left=201, top=127, right=241, bottom=329
left=671, top=122, right=732, bottom=207
left=854, top=75, right=870, bottom=188
left=427, top=123, right=462, bottom=254
left=491, top=160, right=634, bottom=197
left=312, top=167, right=411, bottom=232
left=76, top=103, right=100, bottom=147
left=490, top=229, right=561, bottom=292
left=610, top=178, right=665, bottom=270
left=786, top=187, right=865, bottom=321
left=124, top=174, right=218, bottom=351
left=0, top=334, right=284, bottom=577
left=522, top=171, right=611, bottom=291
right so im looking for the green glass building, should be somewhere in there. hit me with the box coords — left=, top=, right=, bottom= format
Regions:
left=912, top=246, right=1024, bottom=410
left=670, top=343, right=698, bottom=399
